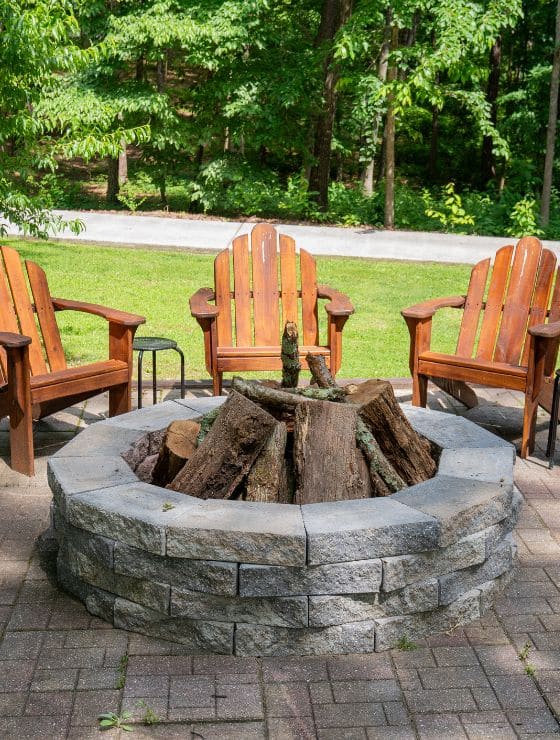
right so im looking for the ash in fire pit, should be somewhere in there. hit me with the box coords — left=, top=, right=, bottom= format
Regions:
left=124, top=371, right=437, bottom=505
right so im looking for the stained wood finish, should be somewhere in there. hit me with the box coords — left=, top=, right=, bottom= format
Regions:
left=232, top=235, right=251, bottom=346
left=0, top=245, right=144, bottom=475
left=402, top=237, right=560, bottom=458
left=190, top=224, right=353, bottom=393
left=456, top=258, right=490, bottom=357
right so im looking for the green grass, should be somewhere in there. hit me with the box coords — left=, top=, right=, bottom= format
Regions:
left=5, top=238, right=471, bottom=382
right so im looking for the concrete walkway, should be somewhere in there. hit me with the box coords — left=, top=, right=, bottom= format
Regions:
left=7, top=209, right=560, bottom=264
left=1, top=382, right=560, bottom=738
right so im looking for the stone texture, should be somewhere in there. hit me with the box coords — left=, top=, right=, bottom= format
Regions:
left=113, top=597, right=234, bottom=653
left=302, top=498, right=440, bottom=565
left=67, top=482, right=199, bottom=555
left=374, top=589, right=482, bottom=651
left=439, top=536, right=516, bottom=606
left=114, top=542, right=238, bottom=596
left=382, top=532, right=487, bottom=592
left=437, top=447, right=514, bottom=486
left=481, top=487, right=523, bottom=557
left=171, top=589, right=308, bottom=627
left=102, top=399, right=201, bottom=431
left=239, top=559, right=382, bottom=597
left=174, top=396, right=226, bottom=414
left=402, top=407, right=515, bottom=451
left=309, top=581, right=438, bottom=627
left=51, top=423, right=144, bottom=458
left=392, top=476, right=513, bottom=547
left=64, top=524, right=115, bottom=569
left=167, top=499, right=306, bottom=566
left=235, top=621, right=376, bottom=657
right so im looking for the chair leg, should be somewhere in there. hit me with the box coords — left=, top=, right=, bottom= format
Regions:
left=520, top=394, right=538, bottom=459
left=212, top=372, right=223, bottom=396
left=109, top=383, right=131, bottom=416
left=412, top=373, right=428, bottom=407
left=7, top=345, right=34, bottom=476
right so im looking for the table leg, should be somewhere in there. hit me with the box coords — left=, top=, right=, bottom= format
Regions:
left=152, top=350, right=157, bottom=405
left=137, top=350, right=144, bottom=410
left=546, top=372, right=560, bottom=469
left=173, top=347, right=185, bottom=399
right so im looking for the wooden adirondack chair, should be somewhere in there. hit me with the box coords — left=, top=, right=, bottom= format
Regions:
left=190, top=223, right=354, bottom=395
left=402, top=236, right=560, bottom=458
left=0, top=245, right=145, bottom=475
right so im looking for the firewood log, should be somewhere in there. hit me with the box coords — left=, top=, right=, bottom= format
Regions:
left=151, top=420, right=201, bottom=487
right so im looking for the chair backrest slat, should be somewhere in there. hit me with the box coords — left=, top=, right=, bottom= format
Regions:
left=300, top=248, right=319, bottom=346
left=279, top=234, right=299, bottom=326
left=456, top=258, right=490, bottom=357
left=494, top=236, right=543, bottom=364
left=520, top=248, right=557, bottom=366
left=476, top=245, right=514, bottom=361
left=26, top=259, right=67, bottom=372
left=0, top=261, right=21, bottom=380
left=549, top=266, right=560, bottom=323
left=232, top=235, right=252, bottom=347
left=214, top=248, right=233, bottom=347
left=1, top=246, right=47, bottom=375
left=251, top=224, right=280, bottom=346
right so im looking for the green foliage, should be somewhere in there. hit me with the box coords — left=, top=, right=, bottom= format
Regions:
left=136, top=701, right=160, bottom=726
left=98, top=711, right=133, bottom=731
left=115, top=653, right=128, bottom=690
left=396, top=634, right=417, bottom=651
left=424, top=183, right=476, bottom=232
left=506, top=196, right=544, bottom=237
left=117, top=183, right=148, bottom=213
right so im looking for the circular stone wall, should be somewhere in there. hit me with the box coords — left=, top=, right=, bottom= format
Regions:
left=48, top=397, right=520, bottom=656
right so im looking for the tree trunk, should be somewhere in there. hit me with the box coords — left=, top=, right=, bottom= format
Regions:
left=308, top=0, right=353, bottom=211
left=293, top=400, right=367, bottom=503
left=428, top=105, right=439, bottom=181
left=168, top=392, right=277, bottom=498
left=541, top=0, right=560, bottom=226
left=383, top=24, right=399, bottom=229
left=107, top=157, right=119, bottom=204
left=361, top=12, right=391, bottom=196
left=481, top=38, right=502, bottom=186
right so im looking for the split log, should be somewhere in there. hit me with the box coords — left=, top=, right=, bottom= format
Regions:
left=293, top=400, right=367, bottom=504
left=245, top=422, right=291, bottom=503
left=356, top=418, right=403, bottom=495
left=281, top=321, right=301, bottom=388
left=306, top=353, right=336, bottom=388
left=167, top=391, right=277, bottom=499
left=152, top=419, right=201, bottom=487
left=348, top=379, right=436, bottom=485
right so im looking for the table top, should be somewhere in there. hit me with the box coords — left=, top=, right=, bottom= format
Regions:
left=133, top=336, right=178, bottom=351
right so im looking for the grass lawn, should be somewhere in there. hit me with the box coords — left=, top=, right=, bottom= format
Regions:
left=5, top=238, right=472, bottom=383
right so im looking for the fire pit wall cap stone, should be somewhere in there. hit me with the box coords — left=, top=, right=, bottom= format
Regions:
left=50, top=396, right=518, bottom=656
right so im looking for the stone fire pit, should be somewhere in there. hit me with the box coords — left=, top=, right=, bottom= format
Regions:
left=48, top=396, right=519, bottom=656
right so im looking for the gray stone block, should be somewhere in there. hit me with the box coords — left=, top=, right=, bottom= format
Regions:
left=102, top=400, right=201, bottom=431
left=65, top=524, right=115, bottom=569
left=239, top=559, right=382, bottom=597
left=374, top=588, right=481, bottom=651
left=234, top=621, right=376, bottom=656
left=380, top=578, right=439, bottom=616
left=85, top=587, right=116, bottom=622
left=437, top=447, right=514, bottom=486
left=302, top=498, right=440, bottom=565
left=48, top=456, right=137, bottom=516
left=482, top=487, right=523, bottom=557
left=439, top=535, right=515, bottom=606
left=171, top=589, right=308, bottom=627
left=174, top=396, right=226, bottom=414
left=478, top=568, right=517, bottom=614
left=51, top=423, right=144, bottom=458
left=392, top=476, right=513, bottom=547
left=403, top=407, right=514, bottom=452
left=167, top=500, right=306, bottom=566
left=67, top=482, right=200, bottom=555
left=382, top=531, right=487, bottom=592
left=114, top=597, right=234, bottom=653
left=114, top=543, right=237, bottom=596
left=56, top=555, right=89, bottom=602
left=69, top=543, right=170, bottom=613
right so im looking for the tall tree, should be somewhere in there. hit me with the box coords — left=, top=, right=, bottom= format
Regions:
left=541, top=0, right=560, bottom=226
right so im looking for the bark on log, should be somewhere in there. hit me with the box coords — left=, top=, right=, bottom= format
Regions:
left=281, top=321, right=301, bottom=388
left=355, top=418, right=403, bottom=495
left=168, top=391, right=277, bottom=498
left=232, top=377, right=345, bottom=411
left=293, top=400, right=367, bottom=504
left=348, top=379, right=436, bottom=485
left=245, top=422, right=291, bottom=503
left=196, top=406, right=221, bottom=446
left=306, top=353, right=336, bottom=387
left=152, top=420, right=201, bottom=487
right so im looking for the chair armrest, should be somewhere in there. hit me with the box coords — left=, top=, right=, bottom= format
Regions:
left=317, top=285, right=354, bottom=317
left=401, top=296, right=466, bottom=320
left=528, top=321, right=560, bottom=340
left=190, top=288, right=219, bottom=319
left=0, top=332, right=32, bottom=349
left=51, top=298, right=145, bottom=327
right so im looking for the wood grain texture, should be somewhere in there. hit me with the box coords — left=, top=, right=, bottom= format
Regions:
left=26, top=260, right=67, bottom=372
left=476, top=245, right=513, bottom=361
left=456, top=257, right=490, bottom=358
left=214, top=249, right=233, bottom=347
left=252, top=223, right=280, bottom=345
left=232, top=234, right=252, bottom=346
left=521, top=248, right=556, bottom=366
left=300, top=248, right=319, bottom=346
left=279, top=234, right=299, bottom=327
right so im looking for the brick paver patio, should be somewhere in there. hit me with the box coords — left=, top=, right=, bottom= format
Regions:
left=1, top=381, right=559, bottom=739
